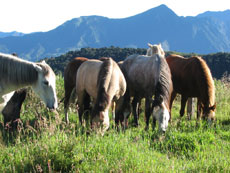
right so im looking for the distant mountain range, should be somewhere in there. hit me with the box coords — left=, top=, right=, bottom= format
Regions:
left=0, top=31, right=24, bottom=38
left=0, top=4, right=230, bottom=61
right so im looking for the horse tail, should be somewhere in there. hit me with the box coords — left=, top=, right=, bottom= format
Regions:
left=93, top=58, right=113, bottom=116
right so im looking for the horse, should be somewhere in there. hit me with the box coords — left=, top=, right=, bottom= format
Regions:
left=0, top=53, right=58, bottom=112
left=166, top=54, right=216, bottom=121
left=64, top=57, right=89, bottom=123
left=146, top=43, right=165, bottom=57
left=119, top=52, right=173, bottom=132
left=75, top=58, right=126, bottom=134
left=2, top=88, right=27, bottom=129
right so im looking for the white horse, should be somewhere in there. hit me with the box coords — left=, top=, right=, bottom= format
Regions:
left=146, top=43, right=165, bottom=57
left=0, top=53, right=58, bottom=112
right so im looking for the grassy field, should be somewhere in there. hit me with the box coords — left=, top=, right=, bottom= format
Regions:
left=0, top=75, right=230, bottom=172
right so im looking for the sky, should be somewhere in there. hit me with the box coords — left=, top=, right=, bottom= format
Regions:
left=0, top=0, right=229, bottom=33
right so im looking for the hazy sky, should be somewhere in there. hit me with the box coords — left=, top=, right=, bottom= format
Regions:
left=1, top=0, right=229, bottom=33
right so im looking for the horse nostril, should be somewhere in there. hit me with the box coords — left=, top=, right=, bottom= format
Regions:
left=48, top=105, right=55, bottom=110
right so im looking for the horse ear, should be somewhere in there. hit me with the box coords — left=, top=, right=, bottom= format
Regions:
left=33, top=64, right=43, bottom=73
left=41, top=60, right=47, bottom=64
left=148, top=43, right=153, bottom=48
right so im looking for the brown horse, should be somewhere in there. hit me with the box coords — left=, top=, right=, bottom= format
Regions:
left=166, top=54, right=216, bottom=121
left=2, top=88, right=27, bottom=129
left=76, top=58, right=126, bottom=134
left=119, top=53, right=173, bottom=132
left=63, top=57, right=89, bottom=123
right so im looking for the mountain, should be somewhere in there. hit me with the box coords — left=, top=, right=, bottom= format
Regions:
left=0, top=4, right=230, bottom=61
left=197, top=10, right=230, bottom=22
left=0, top=31, right=24, bottom=38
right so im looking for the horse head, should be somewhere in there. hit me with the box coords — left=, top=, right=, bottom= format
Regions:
left=202, top=103, right=216, bottom=122
left=152, top=95, right=170, bottom=132
left=32, top=61, right=58, bottom=110
left=147, top=43, right=165, bottom=57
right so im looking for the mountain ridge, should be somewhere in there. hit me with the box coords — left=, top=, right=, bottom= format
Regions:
left=0, top=4, right=229, bottom=61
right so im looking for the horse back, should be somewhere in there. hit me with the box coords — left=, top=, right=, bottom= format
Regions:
left=64, top=57, right=88, bottom=89
left=122, top=54, right=159, bottom=97
left=76, top=59, right=102, bottom=99
left=166, top=54, right=213, bottom=97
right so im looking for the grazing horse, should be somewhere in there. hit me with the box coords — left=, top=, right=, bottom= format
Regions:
left=2, top=89, right=27, bottom=129
left=166, top=54, right=216, bottom=121
left=119, top=52, right=173, bottom=132
left=76, top=58, right=126, bottom=134
left=64, top=57, right=89, bottom=123
left=0, top=53, right=58, bottom=112
left=121, top=43, right=166, bottom=127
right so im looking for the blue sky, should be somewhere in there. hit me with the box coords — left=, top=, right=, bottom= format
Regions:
left=0, top=0, right=229, bottom=33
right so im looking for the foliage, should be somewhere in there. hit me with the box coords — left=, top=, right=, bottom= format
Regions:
left=0, top=75, right=230, bottom=172
left=45, top=47, right=230, bottom=80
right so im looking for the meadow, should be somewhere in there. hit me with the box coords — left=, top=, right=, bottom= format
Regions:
left=0, top=75, right=230, bottom=172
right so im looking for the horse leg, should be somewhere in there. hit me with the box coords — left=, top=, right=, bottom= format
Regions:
left=197, top=99, right=202, bottom=120
left=169, top=91, right=177, bottom=122
left=145, top=97, right=151, bottom=130
left=111, top=101, right=116, bottom=120
left=132, top=96, right=140, bottom=127
left=77, top=91, right=86, bottom=126
left=115, top=94, right=130, bottom=130
left=83, top=93, right=91, bottom=127
left=180, top=95, right=188, bottom=118
left=64, top=87, right=75, bottom=124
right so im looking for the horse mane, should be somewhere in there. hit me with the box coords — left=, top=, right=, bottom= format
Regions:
left=153, top=54, right=173, bottom=110
left=93, top=58, right=113, bottom=117
left=0, top=53, right=38, bottom=85
left=192, top=56, right=215, bottom=106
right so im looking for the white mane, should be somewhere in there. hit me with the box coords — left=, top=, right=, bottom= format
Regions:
left=0, top=53, right=38, bottom=86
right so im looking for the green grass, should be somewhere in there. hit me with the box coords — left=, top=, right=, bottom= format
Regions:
left=0, top=76, right=230, bottom=172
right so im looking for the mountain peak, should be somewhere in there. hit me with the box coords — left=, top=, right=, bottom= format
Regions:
left=140, top=4, right=177, bottom=16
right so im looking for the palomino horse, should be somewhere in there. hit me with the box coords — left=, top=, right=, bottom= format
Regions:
left=0, top=53, right=58, bottom=112
left=119, top=52, right=173, bottom=132
left=64, top=57, right=89, bottom=123
left=76, top=58, right=126, bottom=134
left=166, top=54, right=216, bottom=121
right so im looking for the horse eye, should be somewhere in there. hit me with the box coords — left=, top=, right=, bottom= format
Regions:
left=43, top=81, right=49, bottom=86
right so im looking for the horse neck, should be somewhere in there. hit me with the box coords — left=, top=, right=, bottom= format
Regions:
left=197, top=59, right=215, bottom=107
left=155, top=57, right=172, bottom=111
left=93, top=59, right=113, bottom=117
left=1, top=59, right=38, bottom=89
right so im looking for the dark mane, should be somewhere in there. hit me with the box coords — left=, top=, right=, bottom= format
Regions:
left=153, top=55, right=173, bottom=110
left=92, top=58, right=113, bottom=117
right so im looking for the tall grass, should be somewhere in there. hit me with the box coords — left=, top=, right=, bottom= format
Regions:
left=0, top=75, right=230, bottom=172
